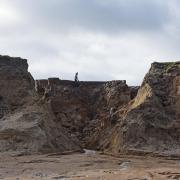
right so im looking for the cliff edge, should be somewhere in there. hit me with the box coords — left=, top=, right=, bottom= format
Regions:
left=0, top=55, right=80, bottom=154
left=100, top=62, right=180, bottom=156
left=0, top=55, right=179, bottom=156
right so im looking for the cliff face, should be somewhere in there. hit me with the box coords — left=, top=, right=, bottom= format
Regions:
left=35, top=79, right=135, bottom=148
left=0, top=55, right=135, bottom=154
left=0, top=55, right=179, bottom=156
left=102, top=62, right=180, bottom=155
left=0, top=56, right=34, bottom=112
left=0, top=56, right=80, bottom=154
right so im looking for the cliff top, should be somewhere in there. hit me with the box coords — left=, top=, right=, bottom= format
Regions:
left=152, top=61, right=180, bottom=71
left=0, top=55, right=28, bottom=70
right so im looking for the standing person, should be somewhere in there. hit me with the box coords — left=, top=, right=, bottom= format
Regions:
left=74, top=72, right=79, bottom=82
left=74, top=72, right=80, bottom=87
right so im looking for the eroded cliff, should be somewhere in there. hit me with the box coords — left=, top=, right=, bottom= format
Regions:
left=100, top=62, right=180, bottom=155
left=0, top=55, right=80, bottom=154
left=35, top=78, right=136, bottom=148
left=0, top=55, right=179, bottom=156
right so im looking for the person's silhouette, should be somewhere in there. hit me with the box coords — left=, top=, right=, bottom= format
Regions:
left=74, top=72, right=79, bottom=82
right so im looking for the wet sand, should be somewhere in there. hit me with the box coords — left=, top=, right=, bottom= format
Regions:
left=0, top=151, right=180, bottom=179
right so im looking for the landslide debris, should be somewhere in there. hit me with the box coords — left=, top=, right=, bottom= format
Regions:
left=99, top=61, right=180, bottom=156
left=0, top=55, right=80, bottom=154
left=0, top=55, right=179, bottom=156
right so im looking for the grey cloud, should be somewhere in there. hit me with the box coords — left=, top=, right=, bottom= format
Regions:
left=8, top=0, right=171, bottom=33
left=0, top=0, right=180, bottom=86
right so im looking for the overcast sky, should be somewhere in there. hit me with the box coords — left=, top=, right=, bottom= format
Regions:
left=0, top=0, right=180, bottom=85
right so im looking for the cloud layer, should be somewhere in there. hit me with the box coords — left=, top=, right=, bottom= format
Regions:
left=0, top=0, right=179, bottom=85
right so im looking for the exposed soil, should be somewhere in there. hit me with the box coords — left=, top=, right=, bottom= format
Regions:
left=0, top=151, right=180, bottom=180
left=0, top=56, right=180, bottom=179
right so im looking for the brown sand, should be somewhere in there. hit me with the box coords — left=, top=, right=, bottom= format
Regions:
left=0, top=151, right=180, bottom=180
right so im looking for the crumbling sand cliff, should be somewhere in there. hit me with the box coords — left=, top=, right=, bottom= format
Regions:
left=0, top=55, right=179, bottom=156
left=35, top=78, right=136, bottom=148
left=0, top=55, right=80, bottom=154
left=99, top=62, right=180, bottom=155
